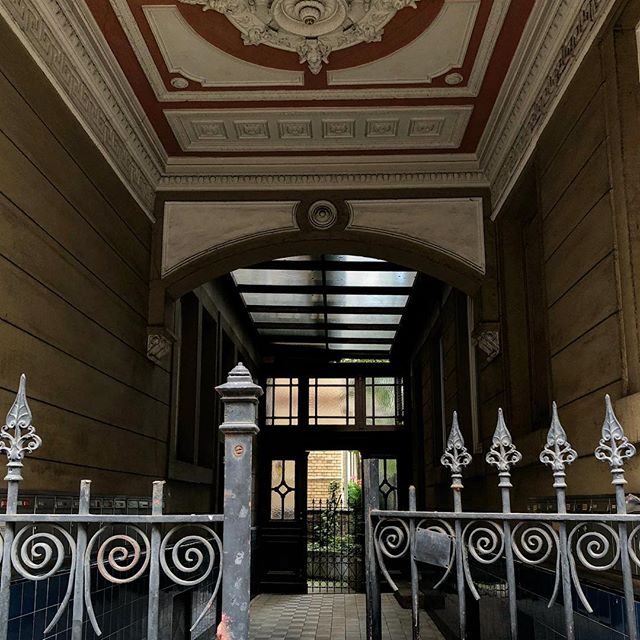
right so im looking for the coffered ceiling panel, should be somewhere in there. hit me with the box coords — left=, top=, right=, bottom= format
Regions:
left=165, top=106, right=473, bottom=152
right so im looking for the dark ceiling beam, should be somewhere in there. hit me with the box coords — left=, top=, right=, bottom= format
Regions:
left=244, top=260, right=414, bottom=272
left=238, top=284, right=412, bottom=295
left=269, top=335, right=394, bottom=345
left=255, top=322, right=398, bottom=332
left=246, top=305, right=406, bottom=314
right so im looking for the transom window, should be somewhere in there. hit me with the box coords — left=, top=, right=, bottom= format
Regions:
left=366, top=377, right=403, bottom=426
left=265, top=378, right=299, bottom=426
left=309, top=378, right=356, bottom=427
left=264, top=376, right=403, bottom=429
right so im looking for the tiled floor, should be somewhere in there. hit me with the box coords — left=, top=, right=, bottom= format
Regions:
left=249, top=593, right=444, bottom=640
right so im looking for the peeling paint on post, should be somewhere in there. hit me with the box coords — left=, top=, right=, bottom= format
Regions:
left=216, top=363, right=262, bottom=640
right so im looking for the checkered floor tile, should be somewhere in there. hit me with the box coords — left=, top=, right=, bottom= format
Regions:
left=249, top=593, right=444, bottom=639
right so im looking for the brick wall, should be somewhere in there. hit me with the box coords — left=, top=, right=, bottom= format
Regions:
left=307, top=451, right=345, bottom=505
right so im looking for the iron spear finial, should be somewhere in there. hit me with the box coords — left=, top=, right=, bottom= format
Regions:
left=0, top=375, right=42, bottom=482
left=595, top=395, right=636, bottom=486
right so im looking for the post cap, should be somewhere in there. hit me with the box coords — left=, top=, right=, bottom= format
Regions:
left=216, top=362, right=264, bottom=400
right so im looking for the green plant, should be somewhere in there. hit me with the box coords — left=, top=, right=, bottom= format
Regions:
left=347, top=479, right=362, bottom=511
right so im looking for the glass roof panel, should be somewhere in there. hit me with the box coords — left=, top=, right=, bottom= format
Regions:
left=326, top=313, right=403, bottom=324
left=325, top=255, right=384, bottom=262
left=273, top=255, right=315, bottom=261
left=328, top=329, right=397, bottom=340
left=250, top=312, right=324, bottom=324
left=272, top=341, right=325, bottom=348
left=326, top=294, right=409, bottom=307
left=231, top=254, right=416, bottom=358
left=260, top=328, right=325, bottom=337
left=325, top=271, right=416, bottom=287
left=242, top=292, right=324, bottom=307
left=233, top=269, right=321, bottom=287
left=329, top=344, right=391, bottom=351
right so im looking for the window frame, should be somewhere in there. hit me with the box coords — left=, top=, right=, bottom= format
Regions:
left=262, top=371, right=405, bottom=431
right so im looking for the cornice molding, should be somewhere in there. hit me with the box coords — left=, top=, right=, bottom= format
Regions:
left=0, top=0, right=619, bottom=214
left=480, top=0, right=616, bottom=217
left=157, top=168, right=489, bottom=191
left=0, top=0, right=163, bottom=218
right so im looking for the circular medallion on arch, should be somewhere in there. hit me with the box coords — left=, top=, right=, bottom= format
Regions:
left=308, top=200, right=339, bottom=230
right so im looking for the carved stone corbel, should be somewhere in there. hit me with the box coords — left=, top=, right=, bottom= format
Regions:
left=472, top=323, right=500, bottom=362
left=147, top=327, right=175, bottom=365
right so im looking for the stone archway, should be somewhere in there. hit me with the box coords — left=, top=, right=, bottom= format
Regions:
left=149, top=195, right=488, bottom=331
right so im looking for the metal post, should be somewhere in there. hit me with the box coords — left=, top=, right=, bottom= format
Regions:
left=595, top=396, right=637, bottom=640
left=440, top=412, right=472, bottom=640
left=540, top=403, right=578, bottom=640
left=486, top=410, right=522, bottom=640
left=364, top=456, right=382, bottom=640
left=71, top=480, right=91, bottom=639
left=0, top=375, right=42, bottom=639
left=409, top=486, right=420, bottom=640
left=216, top=363, right=262, bottom=640
left=147, top=481, right=165, bottom=640
left=0, top=481, right=17, bottom=640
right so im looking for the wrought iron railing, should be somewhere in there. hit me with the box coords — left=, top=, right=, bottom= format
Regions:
left=366, top=398, right=640, bottom=640
left=306, top=496, right=364, bottom=593
left=0, top=364, right=261, bottom=640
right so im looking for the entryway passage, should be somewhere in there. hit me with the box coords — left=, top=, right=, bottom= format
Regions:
left=249, top=594, right=444, bottom=639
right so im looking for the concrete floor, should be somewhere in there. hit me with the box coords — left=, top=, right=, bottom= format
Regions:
left=249, top=593, right=444, bottom=640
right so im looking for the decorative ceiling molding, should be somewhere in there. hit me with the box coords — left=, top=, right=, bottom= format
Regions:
left=480, top=0, right=616, bottom=217
left=109, top=0, right=504, bottom=101
left=0, top=0, right=164, bottom=218
left=0, top=0, right=619, bottom=215
left=176, top=0, right=420, bottom=75
left=143, top=5, right=305, bottom=87
left=165, top=106, right=473, bottom=152
left=327, top=0, right=481, bottom=86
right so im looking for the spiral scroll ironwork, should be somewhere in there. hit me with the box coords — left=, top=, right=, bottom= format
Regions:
left=160, top=525, right=223, bottom=632
left=568, top=522, right=620, bottom=613
left=373, top=518, right=411, bottom=591
left=461, top=520, right=505, bottom=600
left=11, top=525, right=76, bottom=634
left=511, top=522, right=561, bottom=606
left=84, top=526, right=151, bottom=635
left=626, top=524, right=640, bottom=570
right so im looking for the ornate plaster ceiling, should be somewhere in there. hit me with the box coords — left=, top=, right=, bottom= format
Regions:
left=86, top=0, right=534, bottom=158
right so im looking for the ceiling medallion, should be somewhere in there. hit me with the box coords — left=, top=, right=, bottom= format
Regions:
left=178, top=0, right=420, bottom=74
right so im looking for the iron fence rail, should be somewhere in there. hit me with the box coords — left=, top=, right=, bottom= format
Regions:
left=367, top=397, right=640, bottom=640
left=0, top=364, right=260, bottom=640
